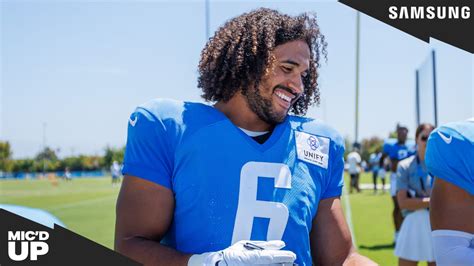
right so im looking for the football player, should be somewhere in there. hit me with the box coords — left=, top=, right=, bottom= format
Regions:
left=426, top=118, right=474, bottom=265
left=115, top=8, right=376, bottom=266
left=382, top=125, right=416, bottom=243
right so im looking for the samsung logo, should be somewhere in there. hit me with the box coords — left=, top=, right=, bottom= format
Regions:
left=389, top=6, right=470, bottom=19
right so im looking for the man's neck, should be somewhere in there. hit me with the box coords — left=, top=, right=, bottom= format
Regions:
left=214, top=94, right=273, bottom=131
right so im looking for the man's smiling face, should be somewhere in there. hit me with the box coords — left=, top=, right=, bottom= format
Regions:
left=245, top=40, right=311, bottom=125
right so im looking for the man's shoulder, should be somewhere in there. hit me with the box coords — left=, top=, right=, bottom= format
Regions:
left=288, top=115, right=344, bottom=147
left=435, top=120, right=474, bottom=144
left=427, top=120, right=474, bottom=195
left=384, top=139, right=415, bottom=154
left=382, top=138, right=396, bottom=152
left=135, top=98, right=225, bottom=129
left=427, top=120, right=473, bottom=164
left=137, top=98, right=205, bottom=119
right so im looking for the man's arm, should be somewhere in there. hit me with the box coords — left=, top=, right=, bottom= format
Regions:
left=396, top=190, right=430, bottom=210
left=115, top=175, right=192, bottom=266
left=310, top=197, right=377, bottom=266
left=430, top=177, right=474, bottom=233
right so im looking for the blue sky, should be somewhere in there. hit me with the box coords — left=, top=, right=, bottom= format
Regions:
left=1, top=0, right=472, bottom=159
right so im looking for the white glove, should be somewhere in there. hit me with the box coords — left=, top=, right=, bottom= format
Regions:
left=188, top=240, right=296, bottom=266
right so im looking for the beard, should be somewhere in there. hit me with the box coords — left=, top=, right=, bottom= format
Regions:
left=244, top=85, right=288, bottom=125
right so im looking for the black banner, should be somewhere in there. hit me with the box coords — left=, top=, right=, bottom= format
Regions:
left=0, top=209, right=140, bottom=266
left=339, top=0, right=473, bottom=53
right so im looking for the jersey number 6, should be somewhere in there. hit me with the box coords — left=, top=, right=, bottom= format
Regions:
left=231, top=161, right=292, bottom=244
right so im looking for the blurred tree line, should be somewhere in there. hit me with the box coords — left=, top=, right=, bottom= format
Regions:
left=0, top=141, right=124, bottom=173
left=345, top=127, right=399, bottom=162
left=345, top=137, right=384, bottom=162
left=359, top=136, right=383, bottom=161
left=1, top=127, right=398, bottom=173
left=360, top=127, right=402, bottom=162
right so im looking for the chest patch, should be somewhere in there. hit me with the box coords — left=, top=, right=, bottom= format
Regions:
left=295, top=131, right=330, bottom=169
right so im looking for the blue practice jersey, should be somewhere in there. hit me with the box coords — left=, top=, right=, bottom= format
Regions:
left=383, top=138, right=416, bottom=161
left=122, top=99, right=345, bottom=266
left=426, top=119, right=474, bottom=195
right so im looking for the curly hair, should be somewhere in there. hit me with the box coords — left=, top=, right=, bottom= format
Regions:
left=198, top=8, right=327, bottom=115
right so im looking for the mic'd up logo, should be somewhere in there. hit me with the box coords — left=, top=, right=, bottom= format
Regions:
left=7, top=230, right=50, bottom=261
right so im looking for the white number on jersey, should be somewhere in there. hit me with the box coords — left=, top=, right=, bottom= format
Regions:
left=231, top=161, right=292, bottom=244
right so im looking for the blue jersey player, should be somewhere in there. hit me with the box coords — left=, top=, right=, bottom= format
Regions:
left=115, top=9, right=375, bottom=266
left=382, top=125, right=416, bottom=243
left=426, top=118, right=474, bottom=265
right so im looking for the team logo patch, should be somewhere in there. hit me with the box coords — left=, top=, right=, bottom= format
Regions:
left=295, top=131, right=330, bottom=169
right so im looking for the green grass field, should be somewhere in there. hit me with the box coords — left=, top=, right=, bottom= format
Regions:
left=0, top=173, right=424, bottom=265
left=1, top=177, right=120, bottom=249
left=343, top=173, right=397, bottom=265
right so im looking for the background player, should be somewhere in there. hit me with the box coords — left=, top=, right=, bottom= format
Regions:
left=369, top=150, right=381, bottom=193
left=115, top=8, right=375, bottom=266
left=347, top=146, right=362, bottom=193
left=426, top=118, right=474, bottom=265
left=383, top=125, right=416, bottom=243
left=110, top=161, right=122, bottom=185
